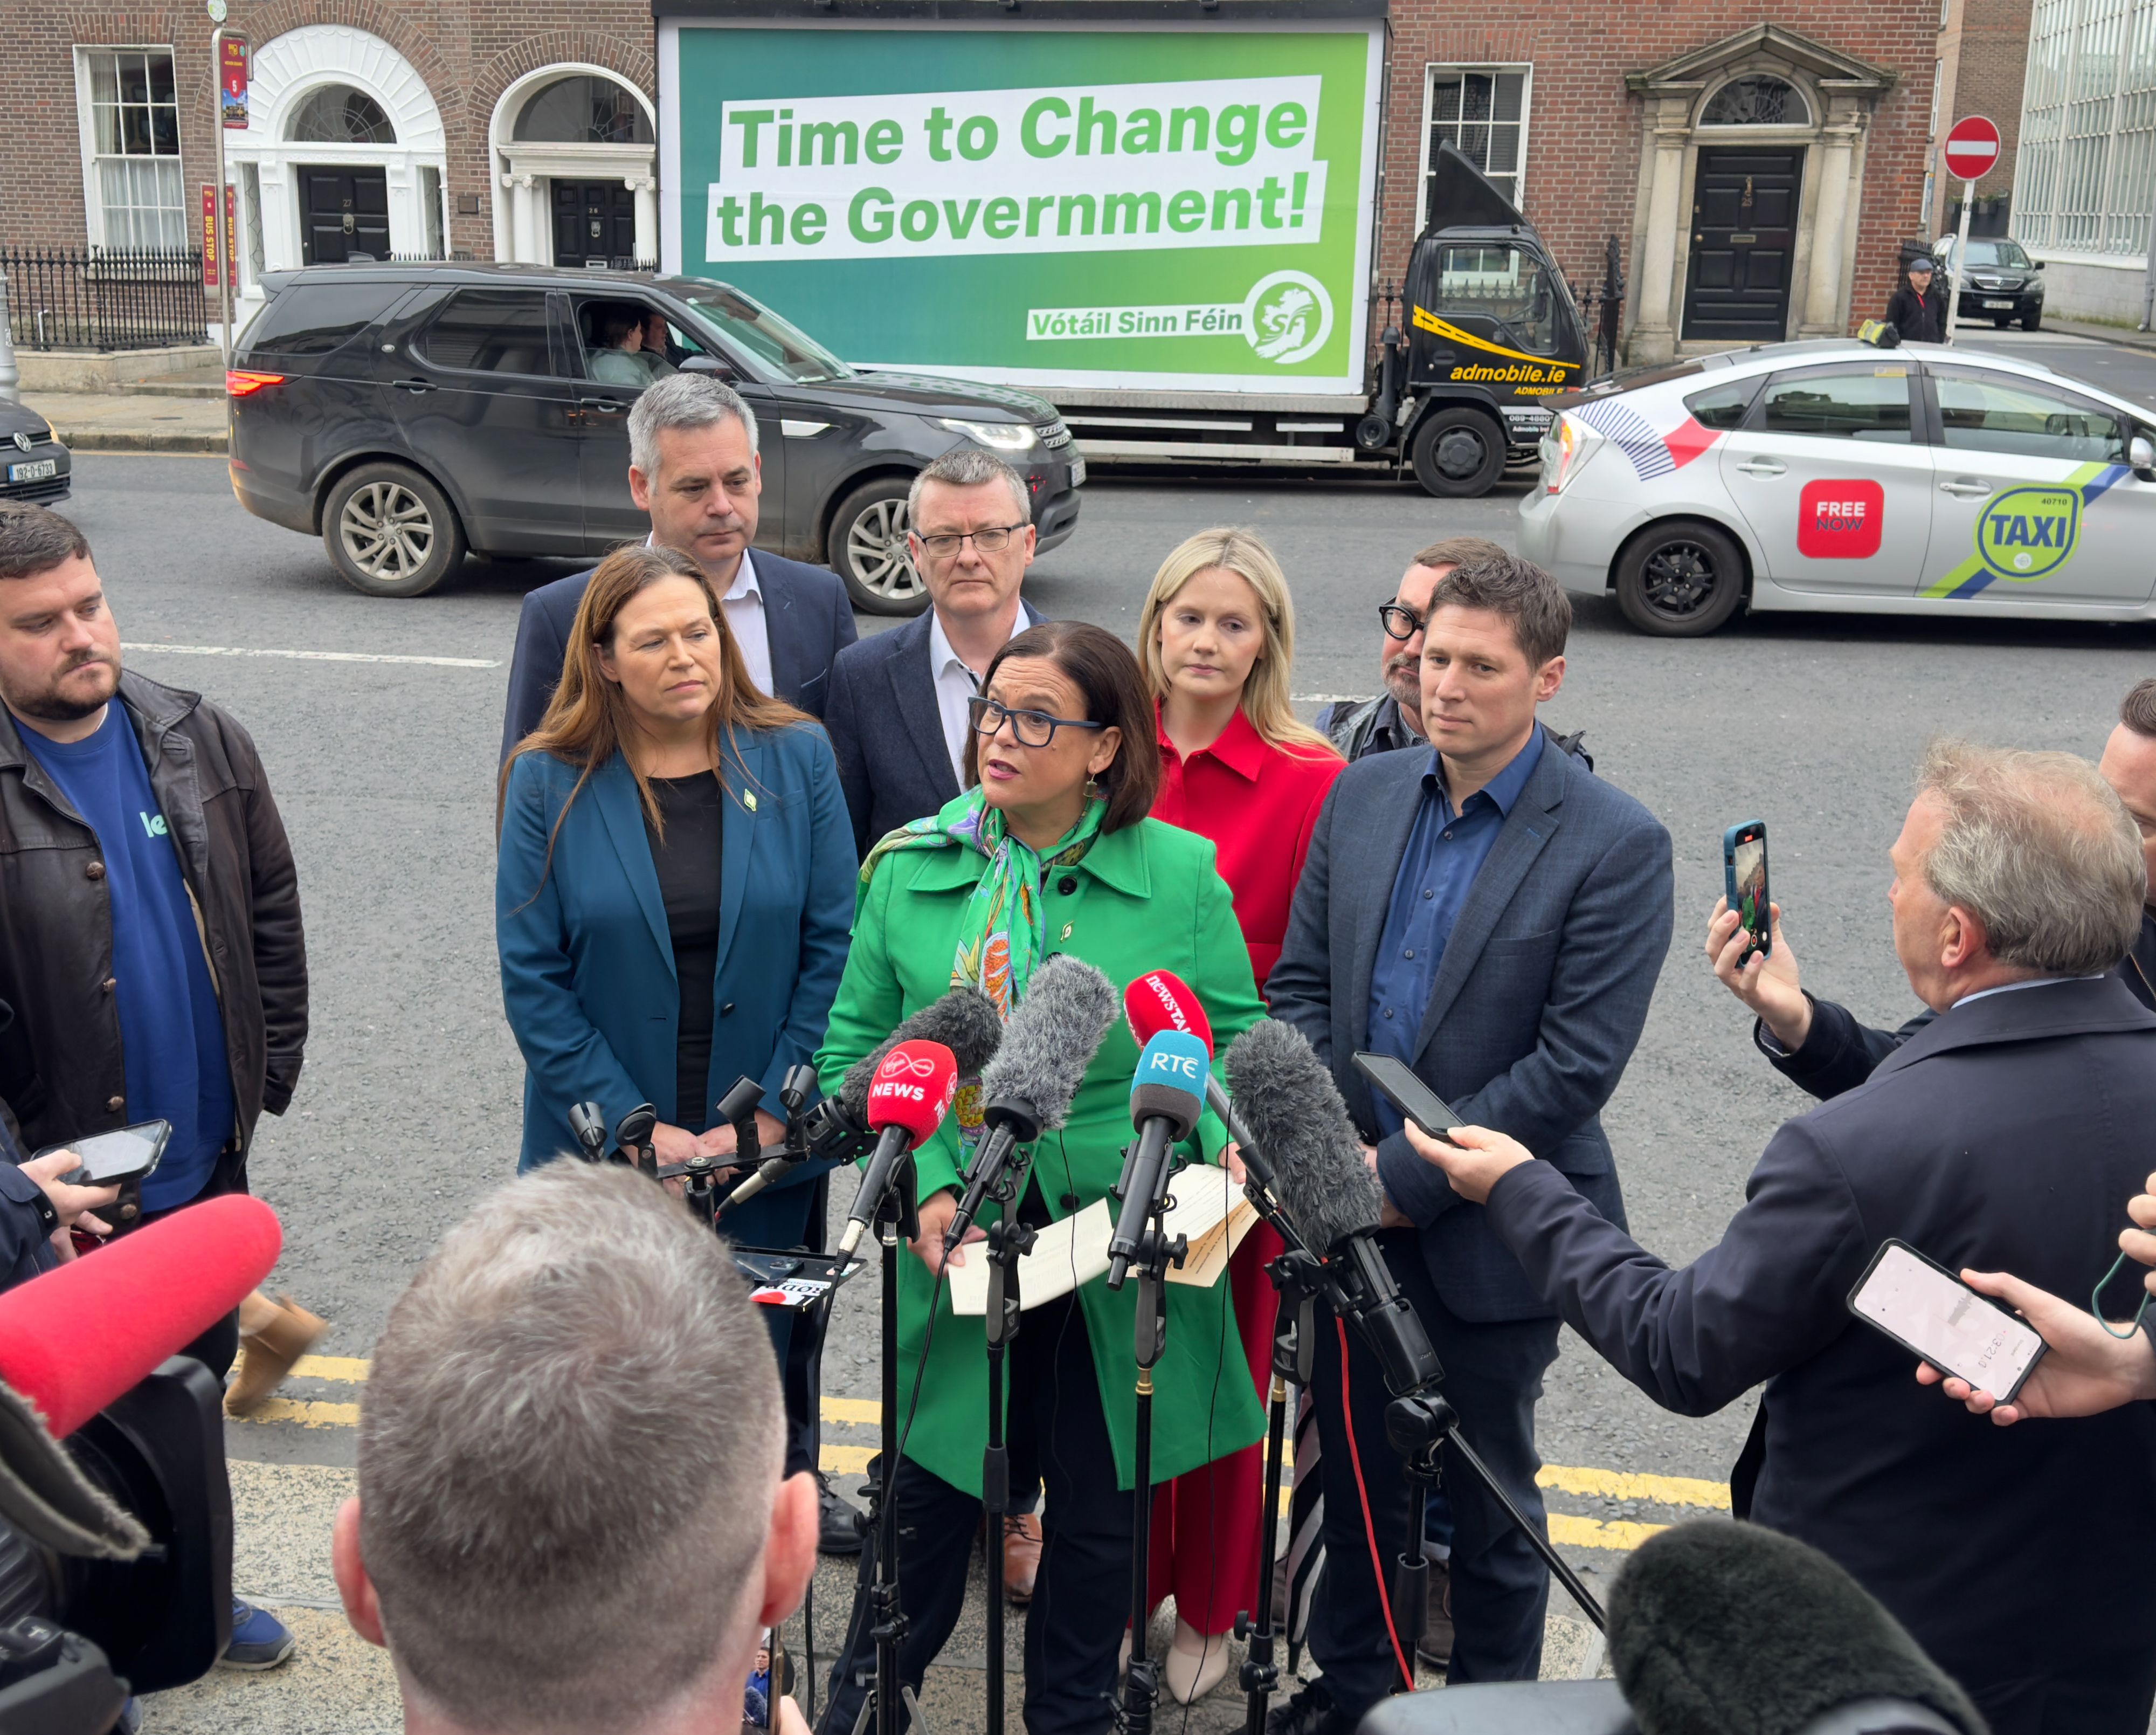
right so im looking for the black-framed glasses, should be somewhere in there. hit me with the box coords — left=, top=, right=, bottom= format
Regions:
left=914, top=522, right=1028, bottom=559
left=1379, top=602, right=1427, bottom=642
left=966, top=695, right=1105, bottom=748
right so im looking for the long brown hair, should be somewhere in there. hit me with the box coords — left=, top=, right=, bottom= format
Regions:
left=962, top=621, right=1162, bottom=832
left=497, top=543, right=807, bottom=868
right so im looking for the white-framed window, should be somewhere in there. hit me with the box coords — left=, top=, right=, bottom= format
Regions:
left=1930, top=59, right=1945, bottom=139
left=1421, top=65, right=1532, bottom=228
left=75, top=46, right=188, bottom=250
left=2019, top=0, right=2156, bottom=256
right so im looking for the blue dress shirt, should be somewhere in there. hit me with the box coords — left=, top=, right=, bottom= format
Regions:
left=1364, top=728, right=1544, bottom=1137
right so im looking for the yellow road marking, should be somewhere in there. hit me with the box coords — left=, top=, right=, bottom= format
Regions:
left=1537, top=1465, right=1728, bottom=1510
left=1549, top=1514, right=1669, bottom=1552
left=292, top=1355, right=369, bottom=1382
left=241, top=1397, right=361, bottom=1428
left=823, top=1397, right=881, bottom=1426
left=821, top=1444, right=877, bottom=1475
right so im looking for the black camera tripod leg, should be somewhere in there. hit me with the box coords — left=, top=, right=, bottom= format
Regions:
left=981, top=1203, right=1035, bottom=1735
left=1239, top=1261, right=1319, bottom=1735
left=1442, top=1422, right=1604, bottom=1633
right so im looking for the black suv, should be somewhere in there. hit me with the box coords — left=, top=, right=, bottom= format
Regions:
left=227, top=264, right=1082, bottom=608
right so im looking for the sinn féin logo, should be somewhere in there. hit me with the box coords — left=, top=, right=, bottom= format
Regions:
left=1976, top=486, right=2079, bottom=582
left=1243, top=272, right=1333, bottom=366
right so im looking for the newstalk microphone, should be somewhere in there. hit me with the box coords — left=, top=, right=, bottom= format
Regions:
left=0, top=1193, right=282, bottom=1438
left=1122, top=968, right=1280, bottom=1192
left=945, top=955, right=1118, bottom=1250
left=1106, top=1030, right=1209, bottom=1288
left=722, top=987, right=1002, bottom=1215
left=837, top=1040, right=961, bottom=1259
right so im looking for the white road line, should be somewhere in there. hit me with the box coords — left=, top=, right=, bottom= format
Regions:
left=121, top=642, right=500, bottom=670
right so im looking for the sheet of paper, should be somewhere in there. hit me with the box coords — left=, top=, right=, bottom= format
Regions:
left=946, top=1165, right=1257, bottom=1316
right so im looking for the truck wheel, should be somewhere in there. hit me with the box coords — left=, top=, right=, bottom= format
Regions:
left=2021, top=307, right=2043, bottom=332
left=1614, top=520, right=1746, bottom=637
left=1409, top=408, right=1507, bottom=499
left=828, top=477, right=930, bottom=616
left=321, top=463, right=466, bottom=598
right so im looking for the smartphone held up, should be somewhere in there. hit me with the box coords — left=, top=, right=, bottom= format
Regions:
left=1723, top=821, right=1771, bottom=963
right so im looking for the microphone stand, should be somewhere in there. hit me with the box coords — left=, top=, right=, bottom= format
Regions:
left=977, top=1147, right=1037, bottom=1735
left=1235, top=1248, right=1319, bottom=1735
left=1109, top=1151, right=1186, bottom=1735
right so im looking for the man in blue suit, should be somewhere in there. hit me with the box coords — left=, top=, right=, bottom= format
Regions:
left=499, top=375, right=856, bottom=761
left=1265, top=551, right=1673, bottom=1730
left=1418, top=741, right=2156, bottom=1735
left=822, top=447, right=1046, bottom=858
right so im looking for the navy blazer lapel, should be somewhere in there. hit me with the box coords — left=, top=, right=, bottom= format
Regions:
left=758, top=556, right=804, bottom=701
left=888, top=614, right=960, bottom=804
left=1870, top=974, right=2156, bottom=1080
left=1411, top=736, right=1567, bottom=1062
left=593, top=759, right=675, bottom=977
left=714, top=733, right=765, bottom=980
left=1349, top=755, right=1428, bottom=1043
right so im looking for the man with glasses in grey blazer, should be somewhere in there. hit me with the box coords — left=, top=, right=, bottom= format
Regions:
left=1264, top=550, right=1673, bottom=1733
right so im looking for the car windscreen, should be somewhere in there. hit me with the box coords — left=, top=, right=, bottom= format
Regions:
left=680, top=288, right=853, bottom=383
left=243, top=280, right=404, bottom=358
left=1961, top=240, right=2032, bottom=269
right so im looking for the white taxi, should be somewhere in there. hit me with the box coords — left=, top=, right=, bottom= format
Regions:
left=1517, top=338, right=2156, bottom=635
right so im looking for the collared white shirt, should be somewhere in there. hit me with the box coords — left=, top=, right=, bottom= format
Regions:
left=1951, top=974, right=2098, bottom=1009
left=927, top=605, right=1029, bottom=787
left=645, top=534, right=773, bottom=697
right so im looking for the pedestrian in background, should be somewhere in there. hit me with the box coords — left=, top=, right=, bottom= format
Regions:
left=1887, top=256, right=1948, bottom=345
left=1137, top=527, right=1343, bottom=1703
left=1318, top=538, right=1508, bottom=762
left=495, top=543, right=854, bottom=1378
left=0, top=504, right=313, bottom=1671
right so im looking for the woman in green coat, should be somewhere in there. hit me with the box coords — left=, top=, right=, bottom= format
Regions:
left=816, top=621, right=1268, bottom=1735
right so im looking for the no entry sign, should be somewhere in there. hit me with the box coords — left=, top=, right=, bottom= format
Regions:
left=1944, top=116, right=2001, bottom=183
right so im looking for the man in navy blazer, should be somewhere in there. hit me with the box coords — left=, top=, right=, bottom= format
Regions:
left=1418, top=740, right=2156, bottom=1735
left=1265, top=553, right=1673, bottom=1729
left=823, top=447, right=1046, bottom=857
left=499, top=375, right=855, bottom=761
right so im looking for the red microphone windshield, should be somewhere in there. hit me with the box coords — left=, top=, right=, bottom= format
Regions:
left=863, top=1039, right=959, bottom=1149
left=0, top=1193, right=281, bottom=1437
left=1123, top=970, right=1214, bottom=1056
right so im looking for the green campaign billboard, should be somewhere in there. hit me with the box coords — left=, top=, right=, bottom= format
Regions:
left=657, top=20, right=1385, bottom=393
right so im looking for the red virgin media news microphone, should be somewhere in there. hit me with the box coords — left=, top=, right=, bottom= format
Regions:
left=1124, top=968, right=1282, bottom=1190
left=837, top=1040, right=960, bottom=1259
left=0, top=1193, right=281, bottom=1436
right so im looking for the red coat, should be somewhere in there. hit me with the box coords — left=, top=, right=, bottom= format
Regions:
left=1151, top=706, right=1344, bottom=993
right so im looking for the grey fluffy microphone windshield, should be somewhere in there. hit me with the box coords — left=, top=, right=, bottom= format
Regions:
left=840, top=987, right=1004, bottom=1119
left=1224, top=1017, right=1383, bottom=1254
left=1609, top=1523, right=1984, bottom=1735
left=979, top=954, right=1118, bottom=1131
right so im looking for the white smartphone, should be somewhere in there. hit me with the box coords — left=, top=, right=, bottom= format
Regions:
left=1848, top=1239, right=2047, bottom=1403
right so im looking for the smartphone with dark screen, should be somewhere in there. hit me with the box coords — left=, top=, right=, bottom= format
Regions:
left=1352, top=1053, right=1464, bottom=1145
left=1723, top=821, right=1771, bottom=963
left=1848, top=1238, right=2046, bottom=1403
left=32, top=1119, right=170, bottom=1188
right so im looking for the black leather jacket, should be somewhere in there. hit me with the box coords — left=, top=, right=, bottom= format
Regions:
left=0, top=672, right=307, bottom=1209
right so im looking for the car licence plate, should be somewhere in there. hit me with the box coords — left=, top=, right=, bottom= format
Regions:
left=1981, top=299, right=2015, bottom=310
left=1069, top=455, right=1087, bottom=487
left=7, top=458, right=56, bottom=483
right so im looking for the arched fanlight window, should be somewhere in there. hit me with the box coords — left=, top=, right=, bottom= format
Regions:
left=288, top=85, right=396, bottom=144
left=513, top=75, right=653, bottom=145
left=1701, top=75, right=1811, bottom=127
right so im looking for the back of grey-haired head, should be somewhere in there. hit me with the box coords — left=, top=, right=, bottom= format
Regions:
left=908, top=444, right=1030, bottom=526
left=1917, top=738, right=2145, bottom=977
left=628, top=372, right=760, bottom=475
left=358, top=1162, right=781, bottom=1733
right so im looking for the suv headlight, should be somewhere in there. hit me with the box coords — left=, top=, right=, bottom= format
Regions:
left=935, top=417, right=1038, bottom=452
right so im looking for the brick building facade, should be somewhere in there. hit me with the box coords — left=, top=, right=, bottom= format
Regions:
left=1927, top=0, right=2028, bottom=238
left=3, top=0, right=658, bottom=318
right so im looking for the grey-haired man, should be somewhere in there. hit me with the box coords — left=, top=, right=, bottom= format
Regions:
left=499, top=374, right=855, bottom=758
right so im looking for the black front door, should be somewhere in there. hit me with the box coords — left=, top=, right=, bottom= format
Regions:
left=299, top=167, right=390, bottom=265
left=1681, top=148, right=1802, bottom=343
left=552, top=181, right=638, bottom=266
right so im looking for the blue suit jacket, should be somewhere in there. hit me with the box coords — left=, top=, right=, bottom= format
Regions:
left=1484, top=976, right=2156, bottom=1704
left=495, top=725, right=856, bottom=1254
left=500, top=550, right=858, bottom=761
left=1266, top=727, right=1675, bottom=1321
left=822, top=600, right=1046, bottom=858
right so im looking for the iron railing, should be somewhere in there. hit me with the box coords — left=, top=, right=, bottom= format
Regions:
left=0, top=246, right=211, bottom=352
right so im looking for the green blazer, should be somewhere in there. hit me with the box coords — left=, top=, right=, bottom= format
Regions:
left=816, top=816, right=1268, bottom=1496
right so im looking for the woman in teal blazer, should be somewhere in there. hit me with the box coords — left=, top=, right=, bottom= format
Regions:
left=495, top=543, right=855, bottom=1264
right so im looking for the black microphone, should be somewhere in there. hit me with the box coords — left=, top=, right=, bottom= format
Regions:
left=727, top=988, right=1006, bottom=1217
left=1609, top=1522, right=1984, bottom=1735
left=946, top=956, right=1118, bottom=1249
left=1106, top=1031, right=1210, bottom=1288
left=568, top=1101, right=608, bottom=1162
left=1222, top=1019, right=1443, bottom=1395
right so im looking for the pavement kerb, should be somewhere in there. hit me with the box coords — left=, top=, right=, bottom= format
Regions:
left=63, top=428, right=229, bottom=455
left=2039, top=317, right=2156, bottom=354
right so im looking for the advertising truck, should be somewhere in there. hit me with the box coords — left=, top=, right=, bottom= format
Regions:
left=655, top=0, right=1591, bottom=500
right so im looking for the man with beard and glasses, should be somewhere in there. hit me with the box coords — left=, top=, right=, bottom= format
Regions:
left=0, top=505, right=312, bottom=1675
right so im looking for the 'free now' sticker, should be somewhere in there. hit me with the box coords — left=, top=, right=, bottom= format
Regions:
left=1797, top=480, right=1885, bottom=559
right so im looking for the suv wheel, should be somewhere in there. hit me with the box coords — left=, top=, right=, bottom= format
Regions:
left=1409, top=407, right=1507, bottom=499
left=828, top=477, right=930, bottom=616
left=1614, top=520, right=1746, bottom=636
left=2021, top=307, right=2043, bottom=332
left=322, top=463, right=466, bottom=598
